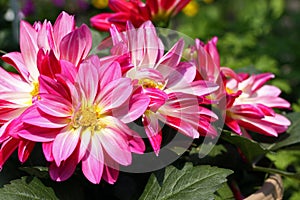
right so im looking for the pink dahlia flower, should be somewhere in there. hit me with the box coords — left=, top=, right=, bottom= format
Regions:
left=108, top=21, right=219, bottom=155
left=18, top=56, right=149, bottom=184
left=224, top=71, right=291, bottom=136
left=0, top=11, right=92, bottom=168
left=90, top=0, right=190, bottom=31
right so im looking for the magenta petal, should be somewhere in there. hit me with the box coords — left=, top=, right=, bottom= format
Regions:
left=42, top=142, right=54, bottom=161
left=49, top=147, right=79, bottom=182
left=52, top=128, right=80, bottom=166
left=102, top=164, right=119, bottom=184
left=0, top=137, right=19, bottom=169
left=143, top=112, right=162, bottom=155
left=18, top=139, right=35, bottom=163
left=225, top=117, right=242, bottom=135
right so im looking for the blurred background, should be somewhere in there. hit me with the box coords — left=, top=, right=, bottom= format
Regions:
left=0, top=0, right=299, bottom=199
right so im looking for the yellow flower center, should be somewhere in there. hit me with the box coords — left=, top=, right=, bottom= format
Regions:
left=30, top=81, right=39, bottom=97
left=226, top=87, right=235, bottom=94
left=139, top=78, right=165, bottom=90
left=72, top=106, right=107, bottom=132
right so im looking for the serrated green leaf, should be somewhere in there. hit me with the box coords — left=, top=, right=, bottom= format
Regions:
left=139, top=163, right=233, bottom=200
left=0, top=176, right=58, bottom=200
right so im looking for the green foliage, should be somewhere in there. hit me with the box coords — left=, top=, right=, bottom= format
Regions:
left=0, top=176, right=58, bottom=200
left=139, top=163, right=233, bottom=200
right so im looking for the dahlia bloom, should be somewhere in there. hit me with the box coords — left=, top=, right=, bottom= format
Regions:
left=90, top=0, right=191, bottom=31
left=18, top=56, right=148, bottom=184
left=108, top=21, right=219, bottom=154
left=224, top=71, right=291, bottom=136
left=0, top=11, right=92, bottom=168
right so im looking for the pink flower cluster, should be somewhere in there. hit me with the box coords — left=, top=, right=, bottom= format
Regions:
left=0, top=11, right=290, bottom=184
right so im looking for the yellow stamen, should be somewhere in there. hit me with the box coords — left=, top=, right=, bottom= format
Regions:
left=226, top=87, right=234, bottom=94
left=72, top=105, right=107, bottom=133
left=30, top=81, right=39, bottom=97
left=138, top=78, right=165, bottom=90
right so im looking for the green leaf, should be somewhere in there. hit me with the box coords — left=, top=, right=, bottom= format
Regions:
left=221, top=131, right=268, bottom=162
left=0, top=176, right=58, bottom=200
left=214, top=183, right=234, bottom=200
left=19, top=166, right=49, bottom=179
left=139, top=163, right=233, bottom=200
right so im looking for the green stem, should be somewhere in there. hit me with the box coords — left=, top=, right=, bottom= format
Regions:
left=252, top=165, right=300, bottom=181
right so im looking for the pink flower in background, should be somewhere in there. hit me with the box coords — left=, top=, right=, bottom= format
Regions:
left=0, top=11, right=92, bottom=169
left=90, top=0, right=191, bottom=31
left=224, top=71, right=291, bottom=136
left=18, top=56, right=148, bottom=184
left=108, top=21, right=219, bottom=155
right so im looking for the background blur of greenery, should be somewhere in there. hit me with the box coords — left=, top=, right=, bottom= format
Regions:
left=0, top=0, right=300, bottom=199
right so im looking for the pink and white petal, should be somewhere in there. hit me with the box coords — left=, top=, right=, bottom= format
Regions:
left=81, top=139, right=104, bottom=184
left=42, top=142, right=54, bottom=161
left=49, top=147, right=79, bottom=182
left=245, top=96, right=290, bottom=109
left=143, top=88, right=168, bottom=112
left=139, top=22, right=165, bottom=68
left=98, top=127, right=132, bottom=166
left=262, top=114, right=291, bottom=127
left=255, top=85, right=282, bottom=97
left=59, top=24, right=92, bottom=66
left=143, top=112, right=163, bottom=155
left=37, top=94, right=72, bottom=117
left=252, top=73, right=275, bottom=92
left=166, top=80, right=219, bottom=97
left=155, top=39, right=184, bottom=75
left=77, top=59, right=99, bottom=103
left=113, top=88, right=150, bottom=123
left=165, top=115, right=200, bottom=138
left=237, top=117, right=278, bottom=137
left=53, top=11, right=75, bottom=46
left=98, top=61, right=122, bottom=90
left=52, top=128, right=80, bottom=166
left=78, top=128, right=91, bottom=161
left=18, top=139, right=35, bottom=163
left=37, top=21, right=51, bottom=50
left=1, top=52, right=30, bottom=82
left=165, top=62, right=196, bottom=89
left=98, top=78, right=133, bottom=112
left=105, top=116, right=145, bottom=154
left=20, top=20, right=39, bottom=80
left=21, top=106, right=68, bottom=128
